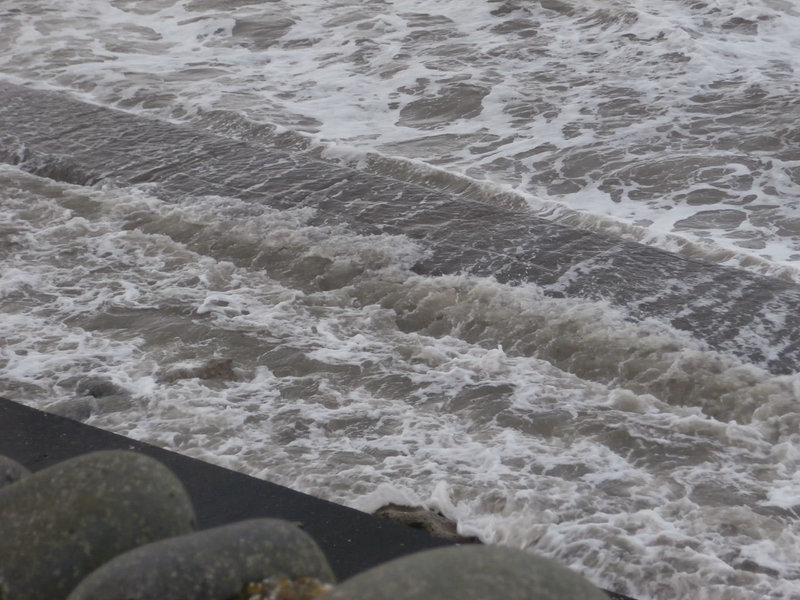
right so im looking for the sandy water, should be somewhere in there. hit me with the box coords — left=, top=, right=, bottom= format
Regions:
left=2, top=0, right=799, bottom=276
left=2, top=1, right=800, bottom=599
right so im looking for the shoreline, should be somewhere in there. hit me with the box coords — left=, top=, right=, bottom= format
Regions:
left=0, top=397, right=637, bottom=599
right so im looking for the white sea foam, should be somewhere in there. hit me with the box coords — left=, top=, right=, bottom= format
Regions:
left=1, top=0, right=800, bottom=278
left=1, top=164, right=800, bottom=598
left=2, top=1, right=800, bottom=597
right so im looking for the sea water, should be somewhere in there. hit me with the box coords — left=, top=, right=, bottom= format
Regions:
left=1, top=1, right=800, bottom=598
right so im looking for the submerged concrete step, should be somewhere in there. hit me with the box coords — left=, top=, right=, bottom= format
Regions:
left=0, top=81, right=799, bottom=374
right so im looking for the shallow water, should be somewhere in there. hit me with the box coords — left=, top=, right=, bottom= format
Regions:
left=1, top=2, right=800, bottom=599
left=2, top=0, right=799, bottom=276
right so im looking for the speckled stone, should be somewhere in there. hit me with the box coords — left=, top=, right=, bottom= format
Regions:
left=0, top=456, right=29, bottom=488
left=0, top=450, right=196, bottom=600
left=67, top=519, right=335, bottom=600
left=232, top=576, right=333, bottom=600
left=322, top=545, right=609, bottom=600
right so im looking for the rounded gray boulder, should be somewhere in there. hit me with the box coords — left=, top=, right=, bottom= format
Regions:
left=0, top=456, right=29, bottom=488
left=0, top=450, right=196, bottom=600
left=322, top=545, right=608, bottom=600
left=67, top=518, right=335, bottom=600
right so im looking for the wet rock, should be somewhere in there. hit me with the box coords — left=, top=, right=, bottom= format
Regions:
left=46, top=395, right=101, bottom=420
left=46, top=377, right=133, bottom=420
left=67, top=519, right=335, bottom=600
left=76, top=377, right=127, bottom=398
left=48, top=394, right=131, bottom=421
left=373, top=504, right=480, bottom=544
left=322, top=545, right=608, bottom=600
left=0, top=450, right=196, bottom=600
left=0, top=455, right=29, bottom=488
left=160, top=357, right=237, bottom=382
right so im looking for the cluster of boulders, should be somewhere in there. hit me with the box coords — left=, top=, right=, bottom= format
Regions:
left=0, top=451, right=609, bottom=600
